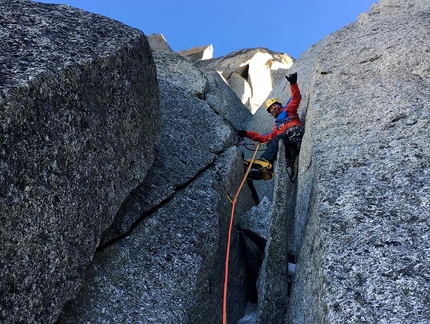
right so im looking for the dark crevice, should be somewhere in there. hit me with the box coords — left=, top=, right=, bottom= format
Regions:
left=246, top=179, right=260, bottom=204
left=97, top=153, right=223, bottom=252
left=239, top=228, right=265, bottom=304
left=359, top=54, right=382, bottom=64
left=236, top=64, right=249, bottom=81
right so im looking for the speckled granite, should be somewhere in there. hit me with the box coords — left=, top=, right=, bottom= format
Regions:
left=55, top=29, right=256, bottom=324
left=0, top=1, right=160, bottom=323
left=57, top=147, right=255, bottom=324
left=284, top=0, right=430, bottom=323
left=255, top=143, right=293, bottom=324
left=99, top=49, right=251, bottom=245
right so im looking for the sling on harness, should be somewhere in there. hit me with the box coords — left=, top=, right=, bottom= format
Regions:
left=244, top=159, right=273, bottom=180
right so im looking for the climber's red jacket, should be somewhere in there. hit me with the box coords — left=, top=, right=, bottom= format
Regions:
left=246, top=83, right=302, bottom=143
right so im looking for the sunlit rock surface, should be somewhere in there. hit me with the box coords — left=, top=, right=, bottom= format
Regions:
left=239, top=0, right=429, bottom=323
left=197, top=48, right=294, bottom=114
left=283, top=0, right=430, bottom=322
left=178, top=44, right=214, bottom=61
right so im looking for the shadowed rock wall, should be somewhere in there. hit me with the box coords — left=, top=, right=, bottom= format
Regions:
left=56, top=30, right=256, bottom=324
left=0, top=1, right=160, bottom=323
left=99, top=47, right=252, bottom=245
left=58, top=147, right=253, bottom=324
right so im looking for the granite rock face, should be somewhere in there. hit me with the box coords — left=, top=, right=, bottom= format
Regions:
left=58, top=147, right=254, bottom=324
left=0, top=1, right=160, bottom=323
left=147, top=33, right=173, bottom=52
left=57, top=31, right=256, bottom=324
left=100, top=48, right=252, bottom=245
left=254, top=143, right=291, bottom=324
left=237, top=0, right=429, bottom=322
left=3, top=0, right=429, bottom=323
left=282, top=0, right=430, bottom=323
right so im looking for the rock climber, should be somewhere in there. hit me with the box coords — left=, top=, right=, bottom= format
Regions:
left=235, top=72, right=304, bottom=180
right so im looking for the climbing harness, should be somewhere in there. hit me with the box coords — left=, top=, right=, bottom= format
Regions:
left=244, top=158, right=273, bottom=180
left=284, top=125, right=304, bottom=183
left=222, top=142, right=261, bottom=324
left=235, top=134, right=271, bottom=181
left=236, top=129, right=302, bottom=182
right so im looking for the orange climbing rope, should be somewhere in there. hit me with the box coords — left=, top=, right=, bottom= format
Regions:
left=222, top=143, right=261, bottom=324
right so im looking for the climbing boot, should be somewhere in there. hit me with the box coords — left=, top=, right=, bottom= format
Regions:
left=244, top=158, right=273, bottom=180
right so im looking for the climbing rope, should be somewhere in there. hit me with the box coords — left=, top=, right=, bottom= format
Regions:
left=222, top=143, right=261, bottom=324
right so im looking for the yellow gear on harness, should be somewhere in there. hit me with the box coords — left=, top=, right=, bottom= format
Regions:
left=245, top=159, right=273, bottom=180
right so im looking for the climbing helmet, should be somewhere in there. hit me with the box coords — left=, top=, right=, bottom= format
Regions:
left=265, top=98, right=281, bottom=113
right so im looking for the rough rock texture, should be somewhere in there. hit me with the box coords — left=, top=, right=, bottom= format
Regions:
left=147, top=33, right=173, bottom=52
left=100, top=49, right=251, bottom=245
left=57, top=147, right=253, bottom=324
left=197, top=48, right=294, bottom=113
left=239, top=196, right=272, bottom=304
left=236, top=1, right=429, bottom=323
left=57, top=39, right=256, bottom=323
left=238, top=143, right=299, bottom=323
left=3, top=0, right=429, bottom=323
left=284, top=0, right=430, bottom=323
left=0, top=1, right=160, bottom=324
left=240, top=196, right=272, bottom=241
left=255, top=143, right=291, bottom=324
left=204, top=70, right=252, bottom=131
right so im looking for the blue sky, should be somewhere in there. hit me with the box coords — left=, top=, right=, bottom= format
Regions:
left=35, top=0, right=377, bottom=59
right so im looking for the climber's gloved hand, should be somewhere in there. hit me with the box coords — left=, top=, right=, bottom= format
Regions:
left=285, top=72, right=297, bottom=85
left=235, top=129, right=247, bottom=139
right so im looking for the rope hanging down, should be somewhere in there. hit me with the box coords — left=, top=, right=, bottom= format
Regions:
left=222, top=143, right=261, bottom=324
